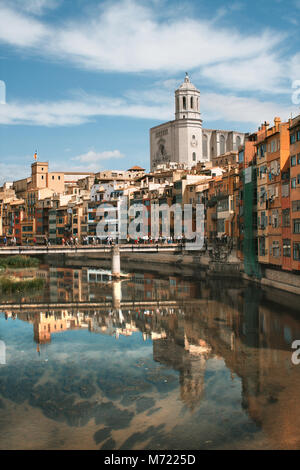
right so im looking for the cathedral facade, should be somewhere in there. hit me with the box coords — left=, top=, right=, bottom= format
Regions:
left=150, top=73, right=245, bottom=171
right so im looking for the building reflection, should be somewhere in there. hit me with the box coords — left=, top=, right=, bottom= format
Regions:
left=1, top=267, right=300, bottom=448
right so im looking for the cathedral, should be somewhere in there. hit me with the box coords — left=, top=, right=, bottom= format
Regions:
left=150, top=73, right=245, bottom=171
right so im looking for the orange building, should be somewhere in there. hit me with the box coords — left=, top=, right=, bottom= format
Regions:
left=289, top=115, right=300, bottom=271
left=256, top=118, right=290, bottom=268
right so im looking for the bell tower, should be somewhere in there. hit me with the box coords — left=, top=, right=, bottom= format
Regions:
left=175, top=73, right=201, bottom=120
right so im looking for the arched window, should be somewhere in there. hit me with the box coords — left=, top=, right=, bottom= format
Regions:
left=220, top=135, right=225, bottom=155
left=192, top=152, right=196, bottom=162
left=183, top=96, right=186, bottom=110
left=191, top=97, right=194, bottom=109
left=176, top=97, right=179, bottom=113
left=202, top=134, right=208, bottom=158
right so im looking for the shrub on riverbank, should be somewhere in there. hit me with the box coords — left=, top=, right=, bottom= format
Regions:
left=0, top=255, right=40, bottom=269
left=0, top=277, right=44, bottom=294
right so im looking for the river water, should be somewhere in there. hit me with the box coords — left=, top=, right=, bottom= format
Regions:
left=0, top=261, right=299, bottom=450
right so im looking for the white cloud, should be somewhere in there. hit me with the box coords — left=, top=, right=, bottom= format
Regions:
left=0, top=5, right=47, bottom=47
left=46, top=4, right=284, bottom=74
left=0, top=161, right=32, bottom=185
left=201, top=92, right=298, bottom=128
left=291, top=53, right=300, bottom=80
left=0, top=0, right=283, bottom=78
left=0, top=92, right=173, bottom=126
left=73, top=149, right=124, bottom=163
left=214, top=2, right=244, bottom=22
left=0, top=83, right=297, bottom=133
left=200, top=54, right=290, bottom=94
left=0, top=0, right=296, bottom=97
left=1, top=0, right=60, bottom=15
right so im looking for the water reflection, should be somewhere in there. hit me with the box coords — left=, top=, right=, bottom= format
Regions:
left=0, top=264, right=299, bottom=450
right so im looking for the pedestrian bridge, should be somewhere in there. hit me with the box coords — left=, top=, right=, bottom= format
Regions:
left=0, top=298, right=208, bottom=312
left=0, top=243, right=185, bottom=256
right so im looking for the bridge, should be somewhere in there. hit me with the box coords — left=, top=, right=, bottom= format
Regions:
left=0, top=298, right=210, bottom=312
left=0, top=244, right=193, bottom=277
left=0, top=243, right=185, bottom=256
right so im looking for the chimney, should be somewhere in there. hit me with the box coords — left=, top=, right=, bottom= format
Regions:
left=274, top=117, right=281, bottom=130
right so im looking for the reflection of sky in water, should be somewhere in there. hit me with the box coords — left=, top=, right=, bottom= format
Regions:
left=0, top=314, right=259, bottom=450
left=0, top=267, right=300, bottom=450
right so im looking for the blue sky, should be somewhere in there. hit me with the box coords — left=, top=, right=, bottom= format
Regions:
left=0, top=0, right=300, bottom=183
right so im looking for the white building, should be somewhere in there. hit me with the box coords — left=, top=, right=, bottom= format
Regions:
left=150, top=73, right=245, bottom=170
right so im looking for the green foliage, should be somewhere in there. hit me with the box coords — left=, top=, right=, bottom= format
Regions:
left=0, top=277, right=44, bottom=294
left=0, top=255, right=40, bottom=269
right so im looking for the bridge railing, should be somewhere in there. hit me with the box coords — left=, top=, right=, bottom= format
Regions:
left=0, top=243, right=191, bottom=254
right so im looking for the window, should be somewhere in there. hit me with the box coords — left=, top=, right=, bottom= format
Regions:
left=260, top=186, right=266, bottom=203
left=258, top=144, right=266, bottom=158
left=291, top=178, right=296, bottom=189
left=272, top=240, right=280, bottom=258
left=259, top=165, right=267, bottom=178
left=260, top=211, right=267, bottom=229
left=283, top=239, right=291, bottom=257
left=22, top=225, right=33, bottom=232
left=297, top=131, right=300, bottom=141
left=293, top=218, right=300, bottom=234
left=183, top=96, right=186, bottom=110
left=192, top=152, right=196, bottom=162
left=291, top=155, right=297, bottom=166
left=294, top=242, right=300, bottom=260
left=217, top=198, right=229, bottom=212
left=217, top=218, right=225, bottom=232
left=290, top=133, right=296, bottom=144
left=190, top=97, right=193, bottom=109
left=202, top=134, right=208, bottom=158
left=282, top=209, right=290, bottom=227
left=282, top=170, right=289, bottom=181
left=271, top=140, right=276, bottom=152
left=220, top=135, right=225, bottom=154
left=58, top=176, right=61, bottom=180
left=292, top=200, right=300, bottom=212
left=52, top=175, right=54, bottom=180
left=259, top=237, right=266, bottom=256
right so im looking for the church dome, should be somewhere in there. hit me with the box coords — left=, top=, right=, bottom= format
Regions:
left=177, top=73, right=197, bottom=91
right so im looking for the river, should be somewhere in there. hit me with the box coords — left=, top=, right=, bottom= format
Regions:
left=0, top=261, right=299, bottom=450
